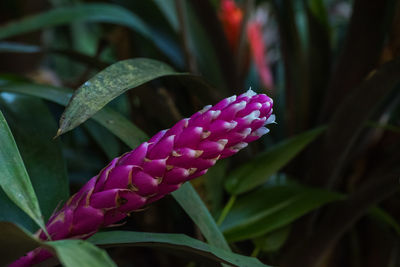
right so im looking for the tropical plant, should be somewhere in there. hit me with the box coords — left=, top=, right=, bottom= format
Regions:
left=0, top=0, right=399, bottom=266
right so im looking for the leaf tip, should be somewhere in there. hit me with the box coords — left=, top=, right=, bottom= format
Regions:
left=53, top=129, right=62, bottom=139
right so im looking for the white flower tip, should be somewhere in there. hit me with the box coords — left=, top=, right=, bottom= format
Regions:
left=244, top=110, right=261, bottom=123
left=217, top=139, right=228, bottom=147
left=232, top=142, right=248, bottom=150
left=233, top=101, right=247, bottom=112
left=242, top=88, right=257, bottom=97
left=227, top=95, right=237, bottom=104
left=253, top=127, right=270, bottom=137
left=241, top=128, right=252, bottom=137
left=265, top=114, right=276, bottom=125
left=210, top=110, right=221, bottom=120
left=199, top=105, right=212, bottom=114
left=227, top=120, right=238, bottom=130
left=201, top=130, right=211, bottom=139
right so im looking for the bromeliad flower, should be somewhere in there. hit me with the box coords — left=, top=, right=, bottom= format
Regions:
left=11, top=89, right=274, bottom=267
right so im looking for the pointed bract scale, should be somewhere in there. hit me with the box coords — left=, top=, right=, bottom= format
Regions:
left=70, top=205, right=104, bottom=236
left=210, top=95, right=236, bottom=111
left=146, top=193, right=168, bottom=205
left=147, top=135, right=175, bottom=159
left=142, top=158, right=167, bottom=178
left=189, top=110, right=220, bottom=128
left=174, top=126, right=203, bottom=148
left=236, top=102, right=262, bottom=117
left=218, top=101, right=247, bottom=121
left=90, top=189, right=120, bottom=209
left=148, top=129, right=167, bottom=143
left=220, top=148, right=239, bottom=159
left=131, top=170, right=159, bottom=196
left=197, top=139, right=227, bottom=158
left=207, top=119, right=237, bottom=139
left=103, top=210, right=126, bottom=226
left=187, top=169, right=208, bottom=180
left=259, top=102, right=272, bottom=116
left=250, top=117, right=267, bottom=131
left=44, top=208, right=73, bottom=240
left=163, top=167, right=190, bottom=184
left=157, top=183, right=181, bottom=196
left=102, top=165, right=135, bottom=190
left=117, top=191, right=147, bottom=212
left=69, top=176, right=98, bottom=207
left=225, top=127, right=252, bottom=146
left=118, top=142, right=149, bottom=166
left=165, top=119, right=188, bottom=137
left=94, top=158, right=119, bottom=191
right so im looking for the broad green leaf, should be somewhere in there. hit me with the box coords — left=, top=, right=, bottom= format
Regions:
left=369, top=206, right=400, bottom=236
left=172, top=183, right=230, bottom=251
left=0, top=4, right=181, bottom=65
left=89, top=231, right=270, bottom=267
left=220, top=185, right=343, bottom=242
left=84, top=120, right=120, bottom=160
left=0, top=82, right=147, bottom=149
left=47, top=240, right=116, bottom=267
left=0, top=222, right=41, bottom=266
left=0, top=81, right=229, bottom=252
left=204, top=161, right=227, bottom=216
left=0, top=94, right=69, bottom=231
left=153, top=0, right=179, bottom=31
left=253, top=226, right=291, bottom=253
left=225, top=126, right=326, bottom=195
left=0, top=110, right=46, bottom=231
left=185, top=2, right=226, bottom=89
left=0, top=222, right=116, bottom=267
left=57, top=58, right=181, bottom=136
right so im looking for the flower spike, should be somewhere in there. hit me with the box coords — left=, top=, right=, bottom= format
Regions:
left=11, top=89, right=274, bottom=267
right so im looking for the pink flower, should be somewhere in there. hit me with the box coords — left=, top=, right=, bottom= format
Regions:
left=11, top=89, right=274, bottom=267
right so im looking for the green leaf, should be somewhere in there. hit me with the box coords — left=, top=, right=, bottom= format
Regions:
left=204, top=161, right=227, bottom=216
left=47, top=240, right=116, bottom=267
left=0, top=82, right=147, bottom=149
left=225, top=126, right=326, bottom=195
left=369, top=206, right=400, bottom=236
left=172, top=183, right=230, bottom=251
left=0, top=222, right=41, bottom=266
left=0, top=94, right=69, bottom=231
left=253, top=226, right=291, bottom=253
left=84, top=120, right=120, bottom=160
left=89, top=231, right=270, bottom=267
left=0, top=110, right=46, bottom=231
left=0, top=222, right=116, bottom=267
left=57, top=58, right=181, bottom=136
left=153, top=0, right=179, bottom=31
left=0, top=3, right=181, bottom=65
left=220, top=185, right=343, bottom=242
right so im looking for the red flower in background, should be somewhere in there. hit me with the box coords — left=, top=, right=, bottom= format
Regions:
left=219, top=0, right=274, bottom=90
left=219, top=0, right=243, bottom=52
left=247, top=20, right=274, bottom=90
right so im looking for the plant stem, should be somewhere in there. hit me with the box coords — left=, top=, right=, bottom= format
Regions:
left=217, top=195, right=236, bottom=226
left=250, top=243, right=261, bottom=257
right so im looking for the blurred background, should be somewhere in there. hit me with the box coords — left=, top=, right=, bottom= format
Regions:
left=0, top=0, right=399, bottom=266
